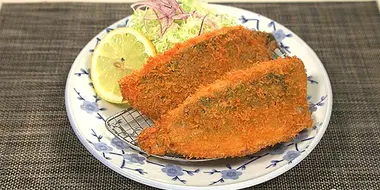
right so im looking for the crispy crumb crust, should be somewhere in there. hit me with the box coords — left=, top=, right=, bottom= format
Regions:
left=118, top=26, right=277, bottom=120
left=138, top=56, right=312, bottom=159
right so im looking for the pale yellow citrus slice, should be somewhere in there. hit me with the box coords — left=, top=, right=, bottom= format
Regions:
left=91, top=27, right=156, bottom=104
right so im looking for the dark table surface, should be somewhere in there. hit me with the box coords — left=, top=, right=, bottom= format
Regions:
left=1, top=2, right=379, bottom=190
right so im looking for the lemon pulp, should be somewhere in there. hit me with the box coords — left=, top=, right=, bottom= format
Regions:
left=91, top=28, right=156, bottom=104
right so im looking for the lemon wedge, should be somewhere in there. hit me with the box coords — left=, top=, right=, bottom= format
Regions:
left=91, top=27, right=156, bottom=104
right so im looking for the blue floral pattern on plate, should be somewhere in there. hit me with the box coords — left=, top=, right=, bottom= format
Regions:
left=146, top=160, right=200, bottom=183
left=111, top=137, right=129, bottom=150
left=123, top=153, right=146, bottom=164
left=66, top=4, right=332, bottom=189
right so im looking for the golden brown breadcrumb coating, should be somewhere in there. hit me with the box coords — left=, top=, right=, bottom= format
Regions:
left=119, top=26, right=277, bottom=120
left=138, top=57, right=312, bottom=159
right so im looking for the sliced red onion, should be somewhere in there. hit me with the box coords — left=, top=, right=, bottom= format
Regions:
left=132, top=0, right=201, bottom=35
left=198, top=14, right=209, bottom=36
left=171, top=13, right=191, bottom=20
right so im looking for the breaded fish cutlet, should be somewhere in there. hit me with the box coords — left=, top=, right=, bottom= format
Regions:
left=119, top=26, right=278, bottom=120
left=138, top=57, right=312, bottom=159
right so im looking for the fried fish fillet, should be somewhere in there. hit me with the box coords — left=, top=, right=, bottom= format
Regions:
left=138, top=57, right=312, bottom=159
left=119, top=26, right=277, bottom=120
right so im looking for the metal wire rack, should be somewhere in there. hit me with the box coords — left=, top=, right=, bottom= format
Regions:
left=272, top=47, right=288, bottom=58
left=105, top=108, right=217, bottom=162
left=105, top=108, right=153, bottom=152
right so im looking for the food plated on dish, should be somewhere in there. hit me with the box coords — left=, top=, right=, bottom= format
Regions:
left=65, top=0, right=331, bottom=188
left=91, top=0, right=313, bottom=160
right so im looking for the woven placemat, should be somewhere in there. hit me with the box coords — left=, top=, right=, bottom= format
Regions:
left=0, top=2, right=379, bottom=190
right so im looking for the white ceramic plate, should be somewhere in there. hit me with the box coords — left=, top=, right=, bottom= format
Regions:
left=65, top=4, right=332, bottom=190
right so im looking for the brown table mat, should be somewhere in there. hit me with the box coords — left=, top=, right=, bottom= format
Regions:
left=0, top=2, right=379, bottom=190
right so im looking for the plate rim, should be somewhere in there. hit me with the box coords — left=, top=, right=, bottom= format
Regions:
left=65, top=4, right=333, bottom=190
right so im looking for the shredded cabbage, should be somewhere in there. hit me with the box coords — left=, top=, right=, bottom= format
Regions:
left=128, top=0, right=237, bottom=53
